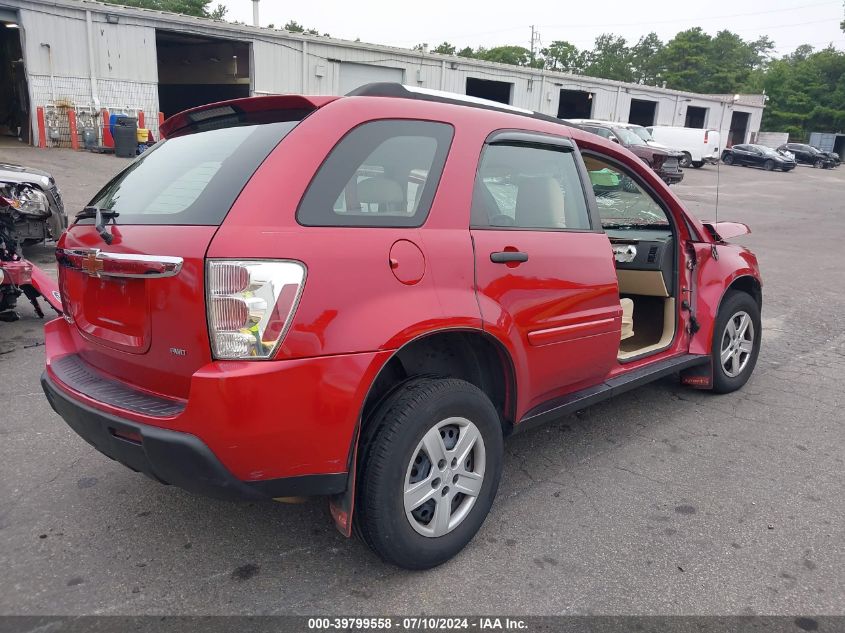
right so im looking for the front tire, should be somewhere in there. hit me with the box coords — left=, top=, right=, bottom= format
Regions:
left=711, top=291, right=761, bottom=394
left=814, top=158, right=824, bottom=168
left=764, top=159, right=775, bottom=171
left=355, top=377, right=503, bottom=569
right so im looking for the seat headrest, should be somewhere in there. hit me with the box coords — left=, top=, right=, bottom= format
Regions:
left=515, top=177, right=566, bottom=229
left=357, top=177, right=404, bottom=205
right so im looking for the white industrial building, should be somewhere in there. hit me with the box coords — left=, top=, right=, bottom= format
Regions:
left=0, top=0, right=765, bottom=148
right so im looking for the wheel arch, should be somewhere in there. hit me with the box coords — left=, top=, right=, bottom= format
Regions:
left=725, top=274, right=762, bottom=310
left=683, top=272, right=762, bottom=389
left=690, top=266, right=762, bottom=358
left=328, top=327, right=517, bottom=537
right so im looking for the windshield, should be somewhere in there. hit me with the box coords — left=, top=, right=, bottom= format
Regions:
left=614, top=127, right=646, bottom=146
left=88, top=120, right=300, bottom=225
left=759, top=146, right=780, bottom=157
left=629, top=126, right=653, bottom=142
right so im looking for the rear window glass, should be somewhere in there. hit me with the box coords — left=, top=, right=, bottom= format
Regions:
left=86, top=120, right=300, bottom=225
left=297, top=120, right=454, bottom=227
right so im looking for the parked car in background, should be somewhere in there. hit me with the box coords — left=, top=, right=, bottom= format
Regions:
left=577, top=122, right=684, bottom=185
left=42, top=84, right=763, bottom=570
left=778, top=143, right=836, bottom=169
left=722, top=144, right=796, bottom=171
left=569, top=120, right=672, bottom=149
left=0, top=163, right=66, bottom=247
left=647, top=126, right=721, bottom=168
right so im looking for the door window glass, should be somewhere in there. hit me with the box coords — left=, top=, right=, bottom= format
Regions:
left=471, top=143, right=591, bottom=230
left=583, top=154, right=670, bottom=230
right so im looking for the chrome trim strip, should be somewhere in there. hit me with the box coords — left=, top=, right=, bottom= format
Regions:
left=56, top=248, right=183, bottom=279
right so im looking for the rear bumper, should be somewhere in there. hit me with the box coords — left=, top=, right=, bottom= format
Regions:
left=43, top=317, right=392, bottom=496
left=42, top=372, right=346, bottom=500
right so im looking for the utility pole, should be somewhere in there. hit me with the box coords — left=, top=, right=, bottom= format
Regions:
left=530, top=25, right=541, bottom=66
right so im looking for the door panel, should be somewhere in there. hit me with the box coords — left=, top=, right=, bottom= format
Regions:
left=473, top=230, right=621, bottom=411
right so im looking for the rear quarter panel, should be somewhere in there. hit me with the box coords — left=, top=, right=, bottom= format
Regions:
left=209, top=97, right=528, bottom=359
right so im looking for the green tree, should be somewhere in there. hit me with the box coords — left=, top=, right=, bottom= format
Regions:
left=284, top=20, right=319, bottom=35
left=412, top=42, right=457, bottom=55
left=630, top=33, right=664, bottom=84
left=582, top=34, right=635, bottom=82
left=541, top=40, right=584, bottom=73
left=658, top=27, right=713, bottom=92
left=474, top=45, right=538, bottom=67
left=100, top=0, right=226, bottom=19
left=759, top=45, right=845, bottom=139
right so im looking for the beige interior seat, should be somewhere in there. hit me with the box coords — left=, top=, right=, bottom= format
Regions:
left=357, top=176, right=405, bottom=213
left=620, top=298, right=635, bottom=341
left=515, top=177, right=567, bottom=228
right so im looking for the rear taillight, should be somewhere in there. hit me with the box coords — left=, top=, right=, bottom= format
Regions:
left=206, top=259, right=306, bottom=360
left=704, top=130, right=709, bottom=143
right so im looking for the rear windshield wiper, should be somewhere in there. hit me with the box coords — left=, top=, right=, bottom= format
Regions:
left=75, top=206, right=119, bottom=245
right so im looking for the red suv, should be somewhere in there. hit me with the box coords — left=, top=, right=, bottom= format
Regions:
left=42, top=84, right=762, bottom=570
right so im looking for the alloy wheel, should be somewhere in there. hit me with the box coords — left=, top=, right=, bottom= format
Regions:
left=403, top=417, right=486, bottom=538
left=720, top=310, right=755, bottom=378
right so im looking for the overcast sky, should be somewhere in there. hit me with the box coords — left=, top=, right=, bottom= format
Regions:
left=218, top=0, right=844, bottom=56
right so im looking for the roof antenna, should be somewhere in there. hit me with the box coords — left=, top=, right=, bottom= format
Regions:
left=715, top=94, right=740, bottom=224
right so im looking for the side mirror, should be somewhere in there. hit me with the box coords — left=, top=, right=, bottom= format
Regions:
left=611, top=137, right=620, bottom=144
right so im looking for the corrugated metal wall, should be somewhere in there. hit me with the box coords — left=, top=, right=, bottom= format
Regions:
left=3, top=0, right=765, bottom=149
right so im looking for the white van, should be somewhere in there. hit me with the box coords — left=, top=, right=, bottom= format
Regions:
left=646, top=126, right=721, bottom=168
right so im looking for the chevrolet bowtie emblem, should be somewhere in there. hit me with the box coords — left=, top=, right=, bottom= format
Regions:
left=81, top=252, right=104, bottom=277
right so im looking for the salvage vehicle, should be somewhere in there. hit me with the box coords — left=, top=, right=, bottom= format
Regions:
left=41, top=84, right=762, bottom=570
left=576, top=122, right=684, bottom=185
left=721, top=144, right=796, bottom=171
left=778, top=143, right=836, bottom=169
left=570, top=120, right=671, bottom=149
left=647, top=126, right=721, bottom=168
left=0, top=163, right=67, bottom=246
left=1, top=194, right=63, bottom=322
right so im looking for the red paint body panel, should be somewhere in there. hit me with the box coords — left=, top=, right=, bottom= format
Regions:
left=472, top=229, right=621, bottom=415
left=30, top=265, right=62, bottom=312
left=43, top=92, right=761, bottom=512
left=159, top=94, right=338, bottom=138
left=58, top=225, right=217, bottom=399
left=688, top=244, right=761, bottom=357
left=44, top=317, right=391, bottom=480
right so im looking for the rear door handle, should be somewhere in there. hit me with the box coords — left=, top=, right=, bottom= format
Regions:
left=490, top=251, right=528, bottom=264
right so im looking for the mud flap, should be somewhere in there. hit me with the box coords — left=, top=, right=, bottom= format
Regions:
left=680, top=359, right=713, bottom=389
left=328, top=439, right=357, bottom=538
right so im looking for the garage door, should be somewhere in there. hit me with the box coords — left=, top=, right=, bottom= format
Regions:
left=339, top=63, right=404, bottom=95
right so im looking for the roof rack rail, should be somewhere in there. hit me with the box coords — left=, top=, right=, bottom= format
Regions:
left=346, top=83, right=578, bottom=130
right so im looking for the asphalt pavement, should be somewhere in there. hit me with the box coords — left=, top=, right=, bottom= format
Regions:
left=0, top=144, right=843, bottom=615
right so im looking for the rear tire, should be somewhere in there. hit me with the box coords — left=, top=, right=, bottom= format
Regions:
left=679, top=152, right=693, bottom=168
left=355, top=377, right=503, bottom=570
left=711, top=291, right=761, bottom=394
left=722, top=154, right=734, bottom=165
left=692, top=161, right=704, bottom=169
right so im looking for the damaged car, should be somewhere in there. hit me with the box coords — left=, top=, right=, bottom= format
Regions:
left=0, top=162, right=67, bottom=247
